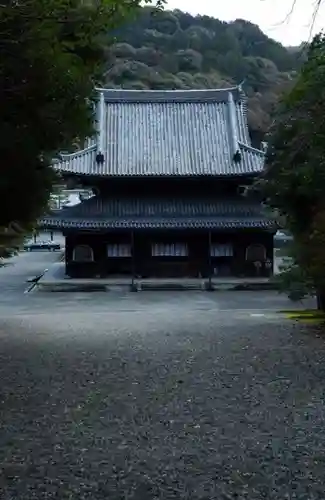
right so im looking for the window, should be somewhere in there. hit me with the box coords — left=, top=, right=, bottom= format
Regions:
left=245, top=244, right=266, bottom=262
left=151, top=243, right=188, bottom=257
left=210, top=243, right=233, bottom=257
left=107, top=243, right=131, bottom=257
left=72, top=244, right=94, bottom=262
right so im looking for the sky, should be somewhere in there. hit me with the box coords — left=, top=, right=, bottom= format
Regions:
left=165, top=0, right=325, bottom=46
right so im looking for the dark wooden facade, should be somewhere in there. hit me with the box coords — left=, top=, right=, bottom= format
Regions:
left=54, top=177, right=276, bottom=279
left=64, top=229, right=274, bottom=279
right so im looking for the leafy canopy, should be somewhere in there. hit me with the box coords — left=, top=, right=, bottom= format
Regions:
left=0, top=0, right=164, bottom=257
left=104, top=7, right=301, bottom=144
left=262, top=34, right=325, bottom=295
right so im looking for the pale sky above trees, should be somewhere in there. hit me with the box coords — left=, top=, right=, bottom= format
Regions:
left=166, top=0, right=324, bottom=45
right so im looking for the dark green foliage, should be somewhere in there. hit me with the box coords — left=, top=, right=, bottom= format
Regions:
left=0, top=0, right=163, bottom=256
left=274, top=246, right=313, bottom=302
left=106, top=7, right=301, bottom=145
left=261, top=35, right=325, bottom=306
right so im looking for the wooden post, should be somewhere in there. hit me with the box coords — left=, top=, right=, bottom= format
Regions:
left=131, top=230, right=135, bottom=289
left=208, top=231, right=212, bottom=290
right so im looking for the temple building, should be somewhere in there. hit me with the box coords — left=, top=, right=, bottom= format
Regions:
left=41, top=87, right=276, bottom=280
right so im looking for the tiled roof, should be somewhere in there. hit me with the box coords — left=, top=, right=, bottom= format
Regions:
left=40, top=196, right=276, bottom=230
left=54, top=87, right=265, bottom=178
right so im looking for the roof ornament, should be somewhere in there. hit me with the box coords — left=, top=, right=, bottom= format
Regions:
left=233, top=150, right=242, bottom=163
left=96, top=152, right=105, bottom=165
left=261, top=141, right=268, bottom=153
left=237, top=80, right=245, bottom=104
left=238, top=80, right=245, bottom=93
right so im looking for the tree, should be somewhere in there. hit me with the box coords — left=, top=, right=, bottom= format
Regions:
left=0, top=0, right=164, bottom=259
left=107, top=6, right=300, bottom=147
left=260, top=34, right=325, bottom=308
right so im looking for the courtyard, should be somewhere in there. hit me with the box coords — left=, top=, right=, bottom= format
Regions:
left=0, top=252, right=324, bottom=498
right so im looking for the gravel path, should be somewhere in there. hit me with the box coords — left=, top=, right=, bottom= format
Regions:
left=1, top=307, right=325, bottom=499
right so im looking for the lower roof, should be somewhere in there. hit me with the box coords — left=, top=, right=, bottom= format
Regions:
left=40, top=196, right=276, bottom=231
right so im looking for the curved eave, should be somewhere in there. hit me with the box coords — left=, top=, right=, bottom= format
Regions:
left=238, top=141, right=265, bottom=157
left=58, top=144, right=97, bottom=160
left=53, top=150, right=265, bottom=178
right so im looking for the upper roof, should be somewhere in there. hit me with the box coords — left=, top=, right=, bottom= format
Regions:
left=55, top=86, right=265, bottom=178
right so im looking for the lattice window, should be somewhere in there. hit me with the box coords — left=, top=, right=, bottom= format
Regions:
left=151, top=243, right=188, bottom=257
left=210, top=243, right=234, bottom=257
left=72, top=244, right=94, bottom=262
left=107, top=244, right=131, bottom=257
left=245, top=244, right=266, bottom=262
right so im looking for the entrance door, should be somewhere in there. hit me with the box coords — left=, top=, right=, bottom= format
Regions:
left=150, top=242, right=189, bottom=277
left=106, top=243, right=132, bottom=276
left=210, top=243, right=234, bottom=277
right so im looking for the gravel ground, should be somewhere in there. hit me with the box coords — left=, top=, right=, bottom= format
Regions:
left=1, top=303, right=325, bottom=499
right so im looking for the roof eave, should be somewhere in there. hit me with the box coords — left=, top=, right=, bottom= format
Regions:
left=39, top=218, right=276, bottom=231
left=54, top=170, right=263, bottom=179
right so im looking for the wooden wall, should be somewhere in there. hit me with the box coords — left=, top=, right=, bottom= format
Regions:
left=64, top=229, right=274, bottom=279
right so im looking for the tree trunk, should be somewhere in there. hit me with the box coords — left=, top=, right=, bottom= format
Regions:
left=316, top=289, right=325, bottom=311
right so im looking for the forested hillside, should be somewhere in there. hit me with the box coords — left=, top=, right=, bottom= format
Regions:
left=103, top=7, right=303, bottom=145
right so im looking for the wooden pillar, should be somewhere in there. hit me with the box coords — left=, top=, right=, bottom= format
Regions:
left=131, top=230, right=135, bottom=288
left=65, top=234, right=71, bottom=277
left=208, top=231, right=212, bottom=289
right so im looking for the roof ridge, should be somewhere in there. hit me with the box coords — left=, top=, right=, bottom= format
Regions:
left=95, top=86, right=241, bottom=94
left=227, top=91, right=239, bottom=158
left=94, top=87, right=243, bottom=103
